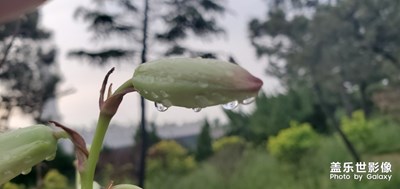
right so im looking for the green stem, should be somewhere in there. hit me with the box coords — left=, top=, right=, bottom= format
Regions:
left=114, top=79, right=135, bottom=94
left=80, top=79, right=134, bottom=189
left=81, top=114, right=111, bottom=189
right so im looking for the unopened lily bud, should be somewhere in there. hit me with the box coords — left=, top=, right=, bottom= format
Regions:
left=0, top=125, right=60, bottom=184
left=131, top=58, right=263, bottom=108
left=0, top=0, right=46, bottom=23
left=112, top=184, right=142, bottom=189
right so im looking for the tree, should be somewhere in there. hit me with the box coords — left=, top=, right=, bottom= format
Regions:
left=195, top=120, right=213, bottom=161
left=70, top=0, right=226, bottom=63
left=248, top=0, right=400, bottom=161
left=71, top=0, right=226, bottom=186
left=0, top=11, right=60, bottom=131
left=225, top=89, right=325, bottom=145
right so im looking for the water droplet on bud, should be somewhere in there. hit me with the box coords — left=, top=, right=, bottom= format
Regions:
left=241, top=97, right=255, bottom=105
left=155, top=102, right=168, bottom=112
left=192, top=108, right=202, bottom=112
left=222, top=101, right=239, bottom=110
left=21, top=168, right=32, bottom=175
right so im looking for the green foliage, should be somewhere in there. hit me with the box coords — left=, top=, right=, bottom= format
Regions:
left=195, top=121, right=213, bottom=161
left=146, top=140, right=400, bottom=189
left=249, top=0, right=400, bottom=117
left=341, top=110, right=373, bottom=151
left=0, top=11, right=60, bottom=129
left=43, top=169, right=68, bottom=189
left=267, top=122, right=318, bottom=162
left=212, top=136, right=245, bottom=152
left=147, top=140, right=196, bottom=177
left=226, top=89, right=323, bottom=145
left=2, top=182, right=24, bottom=189
left=341, top=110, right=400, bottom=153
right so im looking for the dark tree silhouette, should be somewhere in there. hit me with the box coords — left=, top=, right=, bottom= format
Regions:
left=0, top=11, right=60, bottom=131
left=195, top=120, right=213, bottom=161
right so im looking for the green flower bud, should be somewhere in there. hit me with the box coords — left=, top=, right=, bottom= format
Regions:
left=112, top=184, right=142, bottom=189
left=0, top=125, right=59, bottom=184
left=131, top=58, right=263, bottom=108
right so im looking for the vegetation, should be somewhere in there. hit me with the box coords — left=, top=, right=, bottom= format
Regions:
left=195, top=121, right=213, bottom=161
left=267, top=122, right=319, bottom=163
left=2, top=0, right=400, bottom=188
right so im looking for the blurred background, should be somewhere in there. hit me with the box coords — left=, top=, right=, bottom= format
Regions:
left=1, top=0, right=400, bottom=188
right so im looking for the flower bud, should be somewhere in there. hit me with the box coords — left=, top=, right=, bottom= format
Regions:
left=0, top=0, right=46, bottom=23
left=0, top=125, right=59, bottom=184
left=112, top=184, right=142, bottom=189
left=131, top=58, right=263, bottom=108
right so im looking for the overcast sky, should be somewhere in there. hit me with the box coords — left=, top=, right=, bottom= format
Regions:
left=10, top=0, right=280, bottom=129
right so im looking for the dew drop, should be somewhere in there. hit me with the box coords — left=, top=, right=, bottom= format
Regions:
left=154, top=102, right=168, bottom=112
left=241, top=97, right=255, bottom=105
left=192, top=108, right=202, bottom=112
left=142, top=90, right=149, bottom=94
left=45, top=153, right=56, bottom=161
left=222, top=101, right=239, bottom=110
left=21, top=168, right=32, bottom=175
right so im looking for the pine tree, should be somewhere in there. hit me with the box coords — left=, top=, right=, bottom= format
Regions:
left=0, top=11, right=60, bottom=130
left=195, top=120, right=213, bottom=161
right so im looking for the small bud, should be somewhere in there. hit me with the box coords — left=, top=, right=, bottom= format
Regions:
left=0, top=0, right=46, bottom=23
left=131, top=58, right=263, bottom=108
left=0, top=125, right=59, bottom=185
left=112, top=184, right=142, bottom=189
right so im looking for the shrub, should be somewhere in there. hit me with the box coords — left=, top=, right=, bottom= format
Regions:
left=2, top=182, right=24, bottom=189
left=267, top=122, right=318, bottom=163
left=212, top=136, right=245, bottom=152
left=342, top=110, right=400, bottom=153
left=43, top=169, right=68, bottom=189
left=341, top=110, right=374, bottom=151
left=147, top=140, right=196, bottom=177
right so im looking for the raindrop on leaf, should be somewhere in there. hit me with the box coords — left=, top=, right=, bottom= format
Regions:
left=192, top=108, right=202, bottom=112
left=222, top=101, right=239, bottom=110
left=45, top=153, right=56, bottom=161
left=21, top=168, right=32, bottom=175
left=241, top=97, right=255, bottom=105
left=155, top=102, right=168, bottom=112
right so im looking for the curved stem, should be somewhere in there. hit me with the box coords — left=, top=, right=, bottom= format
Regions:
left=113, top=79, right=135, bottom=94
left=81, top=114, right=111, bottom=189
left=81, top=78, right=134, bottom=189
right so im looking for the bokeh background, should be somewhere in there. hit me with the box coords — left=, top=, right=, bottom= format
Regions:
left=1, top=0, right=400, bottom=188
